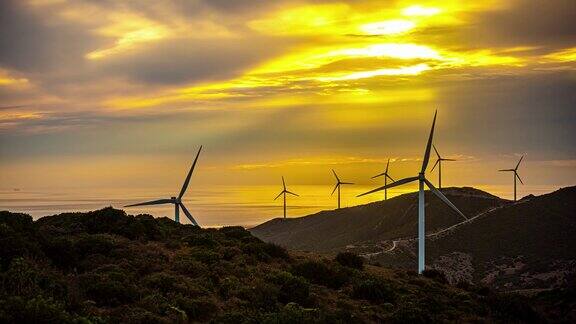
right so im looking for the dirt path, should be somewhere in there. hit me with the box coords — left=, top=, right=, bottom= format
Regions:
left=362, top=199, right=526, bottom=258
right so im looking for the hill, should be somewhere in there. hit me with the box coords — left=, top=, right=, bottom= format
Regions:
left=250, top=187, right=506, bottom=253
left=377, top=186, right=576, bottom=292
left=0, top=207, right=551, bottom=323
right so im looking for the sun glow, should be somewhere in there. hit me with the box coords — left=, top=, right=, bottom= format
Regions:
left=360, top=20, right=416, bottom=35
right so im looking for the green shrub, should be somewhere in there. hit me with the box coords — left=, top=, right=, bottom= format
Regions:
left=290, top=260, right=348, bottom=289
left=242, top=242, right=288, bottom=261
left=220, top=226, right=252, bottom=240
left=78, top=273, right=137, bottom=306
left=184, top=233, right=219, bottom=248
left=172, top=294, right=218, bottom=321
left=351, top=278, right=396, bottom=303
left=335, top=252, right=364, bottom=270
left=422, top=269, right=448, bottom=284
left=268, top=271, right=310, bottom=305
left=75, top=234, right=117, bottom=257
left=0, top=296, right=70, bottom=324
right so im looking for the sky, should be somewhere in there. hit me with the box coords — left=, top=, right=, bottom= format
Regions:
left=0, top=0, right=575, bottom=225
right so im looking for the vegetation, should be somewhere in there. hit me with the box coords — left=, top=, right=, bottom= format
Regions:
left=0, top=207, right=562, bottom=323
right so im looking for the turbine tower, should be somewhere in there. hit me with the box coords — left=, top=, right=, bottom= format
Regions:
left=331, top=170, right=354, bottom=209
left=125, top=146, right=202, bottom=226
left=499, top=155, right=524, bottom=201
left=371, top=158, right=395, bottom=200
left=430, top=145, right=456, bottom=189
left=274, top=176, right=299, bottom=219
left=358, top=111, right=467, bottom=274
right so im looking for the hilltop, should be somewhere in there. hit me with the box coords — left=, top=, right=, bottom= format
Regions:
left=0, top=207, right=551, bottom=323
left=251, top=187, right=506, bottom=253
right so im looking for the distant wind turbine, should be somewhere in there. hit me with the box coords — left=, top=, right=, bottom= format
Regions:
left=125, top=146, right=202, bottom=226
left=331, top=170, right=354, bottom=209
left=430, top=145, right=456, bottom=189
left=499, top=155, right=524, bottom=201
left=371, top=158, right=395, bottom=200
left=358, top=111, right=467, bottom=274
left=274, top=177, right=299, bottom=219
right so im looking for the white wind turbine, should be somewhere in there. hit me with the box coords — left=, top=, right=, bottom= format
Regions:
left=125, top=146, right=202, bottom=226
left=499, top=155, right=524, bottom=201
left=274, top=176, right=299, bottom=219
left=358, top=111, right=467, bottom=274
left=430, top=145, right=456, bottom=189
left=371, top=158, right=395, bottom=200
left=331, top=170, right=354, bottom=209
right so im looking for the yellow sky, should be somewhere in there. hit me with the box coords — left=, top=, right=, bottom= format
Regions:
left=0, top=0, right=575, bottom=222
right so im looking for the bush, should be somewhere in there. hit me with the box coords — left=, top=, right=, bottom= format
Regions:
left=0, top=296, right=70, bottom=324
left=290, top=260, right=348, bottom=289
left=220, top=226, right=252, bottom=240
left=184, top=233, right=219, bottom=248
left=351, top=278, right=396, bottom=303
left=75, top=234, right=117, bottom=257
left=422, top=269, right=448, bottom=284
left=335, top=252, right=364, bottom=270
left=268, top=271, right=310, bottom=305
left=172, top=295, right=218, bottom=321
left=78, top=273, right=137, bottom=306
left=242, top=242, right=289, bottom=261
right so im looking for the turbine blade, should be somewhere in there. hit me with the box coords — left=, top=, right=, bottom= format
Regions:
left=274, top=191, right=284, bottom=201
left=286, top=190, right=299, bottom=197
left=331, top=183, right=339, bottom=196
left=179, top=203, right=198, bottom=226
left=341, top=182, right=354, bottom=185
left=357, top=176, right=418, bottom=197
left=499, top=169, right=515, bottom=172
left=282, top=176, right=286, bottom=190
left=385, top=158, right=390, bottom=173
left=433, top=144, right=441, bottom=159
left=421, top=110, right=437, bottom=173
left=442, top=158, right=456, bottom=161
left=371, top=172, right=386, bottom=179
left=332, top=169, right=340, bottom=182
left=424, top=179, right=467, bottom=221
left=178, top=145, right=203, bottom=199
left=430, top=159, right=440, bottom=172
left=124, top=198, right=174, bottom=207
left=515, top=155, right=524, bottom=170
left=516, top=172, right=524, bottom=185
left=386, top=174, right=395, bottom=182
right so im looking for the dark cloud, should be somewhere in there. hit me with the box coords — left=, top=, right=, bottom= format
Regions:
left=0, top=0, right=101, bottom=73
left=470, top=0, right=576, bottom=48
left=96, top=36, right=291, bottom=85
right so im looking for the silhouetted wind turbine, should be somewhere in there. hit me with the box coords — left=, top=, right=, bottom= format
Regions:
left=430, top=145, right=456, bottom=189
left=274, top=176, right=299, bottom=219
left=371, top=158, right=395, bottom=200
left=499, top=155, right=524, bottom=202
left=125, top=146, right=202, bottom=226
left=358, top=111, right=467, bottom=274
left=331, top=170, right=353, bottom=209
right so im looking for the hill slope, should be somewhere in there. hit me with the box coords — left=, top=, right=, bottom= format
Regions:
left=251, top=187, right=506, bottom=253
left=0, top=207, right=549, bottom=323
left=385, top=186, right=576, bottom=291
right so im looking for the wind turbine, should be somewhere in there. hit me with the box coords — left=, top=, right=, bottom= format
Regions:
left=331, top=170, right=354, bottom=209
left=274, top=177, right=299, bottom=219
left=430, top=145, right=456, bottom=189
left=371, top=158, right=395, bottom=200
left=125, top=146, right=202, bottom=226
left=358, top=111, right=467, bottom=274
left=499, top=155, right=524, bottom=201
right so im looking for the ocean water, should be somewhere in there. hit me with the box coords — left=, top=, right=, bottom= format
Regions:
left=0, top=184, right=561, bottom=228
